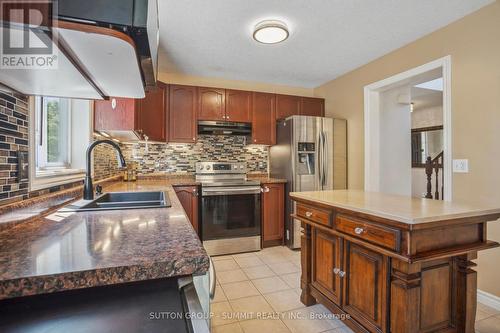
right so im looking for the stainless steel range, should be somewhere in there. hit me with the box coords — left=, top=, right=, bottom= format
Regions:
left=196, top=162, right=261, bottom=256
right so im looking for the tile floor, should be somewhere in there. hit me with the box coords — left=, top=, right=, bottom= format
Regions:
left=210, top=246, right=500, bottom=333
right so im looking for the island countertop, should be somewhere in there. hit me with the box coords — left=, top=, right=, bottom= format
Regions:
left=290, top=190, right=500, bottom=225
left=0, top=180, right=209, bottom=300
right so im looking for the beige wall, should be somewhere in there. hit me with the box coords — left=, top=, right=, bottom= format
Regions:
left=158, top=72, right=315, bottom=97
left=314, top=1, right=500, bottom=296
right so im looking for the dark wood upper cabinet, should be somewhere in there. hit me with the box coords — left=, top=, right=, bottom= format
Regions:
left=261, top=183, right=284, bottom=247
left=95, top=83, right=325, bottom=145
left=94, top=83, right=167, bottom=142
left=252, top=92, right=276, bottom=145
left=225, top=89, right=252, bottom=123
left=136, top=83, right=167, bottom=142
left=94, top=97, right=136, bottom=131
left=198, top=87, right=225, bottom=121
left=168, top=84, right=197, bottom=143
left=300, top=97, right=325, bottom=117
left=276, top=94, right=301, bottom=120
left=173, top=186, right=199, bottom=234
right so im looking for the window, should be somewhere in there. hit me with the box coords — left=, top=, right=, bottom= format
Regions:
left=35, top=97, right=71, bottom=169
left=30, top=97, right=92, bottom=189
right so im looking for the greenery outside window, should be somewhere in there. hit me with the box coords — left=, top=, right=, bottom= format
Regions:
left=35, top=97, right=71, bottom=170
left=30, top=97, right=91, bottom=190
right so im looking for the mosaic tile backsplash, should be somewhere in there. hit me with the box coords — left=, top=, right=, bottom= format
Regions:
left=122, top=135, right=268, bottom=174
left=0, top=91, right=29, bottom=204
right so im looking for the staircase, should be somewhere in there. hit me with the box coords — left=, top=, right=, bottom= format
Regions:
left=425, top=151, right=444, bottom=200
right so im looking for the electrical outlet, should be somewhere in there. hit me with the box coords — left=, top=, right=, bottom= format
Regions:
left=453, top=159, right=469, bottom=173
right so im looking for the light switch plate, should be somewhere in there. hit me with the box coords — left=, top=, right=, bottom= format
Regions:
left=453, top=159, right=469, bottom=173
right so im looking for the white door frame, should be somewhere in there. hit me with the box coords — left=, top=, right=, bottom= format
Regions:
left=363, top=56, right=452, bottom=201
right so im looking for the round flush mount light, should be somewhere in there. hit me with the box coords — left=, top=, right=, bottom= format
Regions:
left=253, top=20, right=289, bottom=44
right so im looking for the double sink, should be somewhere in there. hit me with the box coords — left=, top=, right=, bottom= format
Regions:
left=64, top=191, right=171, bottom=212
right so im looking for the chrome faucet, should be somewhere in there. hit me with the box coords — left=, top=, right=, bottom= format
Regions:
left=83, top=139, right=126, bottom=200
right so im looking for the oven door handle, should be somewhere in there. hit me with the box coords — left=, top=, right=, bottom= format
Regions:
left=202, top=187, right=262, bottom=196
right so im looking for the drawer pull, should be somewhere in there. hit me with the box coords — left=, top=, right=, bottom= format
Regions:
left=338, top=270, right=346, bottom=278
left=354, top=227, right=364, bottom=235
left=333, top=267, right=340, bottom=275
left=305, top=211, right=313, bottom=217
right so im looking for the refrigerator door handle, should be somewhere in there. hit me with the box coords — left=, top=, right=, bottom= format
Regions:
left=318, top=131, right=324, bottom=188
left=322, top=131, right=328, bottom=187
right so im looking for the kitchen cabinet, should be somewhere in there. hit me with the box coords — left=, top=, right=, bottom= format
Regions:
left=292, top=190, right=499, bottom=333
left=251, top=92, right=276, bottom=145
left=261, top=183, right=284, bottom=247
left=311, top=230, right=342, bottom=306
left=136, top=83, right=168, bottom=142
left=94, top=83, right=167, bottom=142
left=173, top=186, right=199, bottom=233
left=94, top=97, right=136, bottom=131
left=169, top=85, right=197, bottom=143
left=225, top=89, right=252, bottom=122
left=198, top=87, right=225, bottom=121
left=343, top=242, right=388, bottom=333
left=276, top=94, right=301, bottom=120
left=300, top=97, right=325, bottom=117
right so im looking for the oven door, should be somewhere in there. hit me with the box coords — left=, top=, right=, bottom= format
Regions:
left=201, top=186, right=261, bottom=241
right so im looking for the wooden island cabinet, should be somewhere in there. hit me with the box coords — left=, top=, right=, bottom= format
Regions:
left=290, top=190, right=500, bottom=333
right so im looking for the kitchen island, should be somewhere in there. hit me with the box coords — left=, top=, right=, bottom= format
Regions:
left=290, top=190, right=500, bottom=333
left=0, top=180, right=210, bottom=332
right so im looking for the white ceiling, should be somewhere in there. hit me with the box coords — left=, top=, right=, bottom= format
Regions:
left=157, top=0, right=493, bottom=88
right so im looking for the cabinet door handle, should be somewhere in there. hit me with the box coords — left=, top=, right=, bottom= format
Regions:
left=354, top=227, right=364, bottom=235
left=261, top=187, right=270, bottom=193
left=333, top=268, right=340, bottom=275
left=338, top=270, right=346, bottom=278
left=305, top=211, right=313, bottom=217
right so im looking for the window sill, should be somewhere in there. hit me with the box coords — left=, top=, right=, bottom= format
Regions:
left=31, top=169, right=86, bottom=191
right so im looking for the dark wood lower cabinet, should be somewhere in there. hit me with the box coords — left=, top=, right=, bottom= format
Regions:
left=311, top=230, right=342, bottom=305
left=293, top=196, right=498, bottom=333
left=343, top=242, right=388, bottom=333
left=261, top=183, right=284, bottom=247
left=173, top=186, right=199, bottom=233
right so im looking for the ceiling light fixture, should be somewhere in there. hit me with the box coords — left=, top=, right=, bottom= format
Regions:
left=253, top=20, right=289, bottom=44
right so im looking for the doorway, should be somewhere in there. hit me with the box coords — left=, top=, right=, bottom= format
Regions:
left=363, top=56, right=452, bottom=201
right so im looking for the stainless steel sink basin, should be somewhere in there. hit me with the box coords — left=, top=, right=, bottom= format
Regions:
left=64, top=191, right=171, bottom=212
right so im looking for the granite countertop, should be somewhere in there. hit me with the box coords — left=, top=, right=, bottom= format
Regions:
left=0, top=180, right=209, bottom=300
left=290, top=190, right=500, bottom=225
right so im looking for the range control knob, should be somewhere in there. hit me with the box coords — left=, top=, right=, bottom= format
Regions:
left=206, top=165, right=211, bottom=170
left=198, top=165, right=204, bottom=170
left=240, top=165, right=244, bottom=169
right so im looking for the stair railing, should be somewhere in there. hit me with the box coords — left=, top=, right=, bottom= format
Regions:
left=425, top=151, right=444, bottom=200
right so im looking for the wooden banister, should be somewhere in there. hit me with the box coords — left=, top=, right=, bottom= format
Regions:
left=425, top=151, right=444, bottom=200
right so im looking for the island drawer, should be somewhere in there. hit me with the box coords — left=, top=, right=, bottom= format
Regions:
left=296, top=203, right=333, bottom=227
left=336, top=215, right=401, bottom=251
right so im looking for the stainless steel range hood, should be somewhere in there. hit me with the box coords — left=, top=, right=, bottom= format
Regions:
left=198, top=121, right=252, bottom=137
left=0, top=0, right=158, bottom=99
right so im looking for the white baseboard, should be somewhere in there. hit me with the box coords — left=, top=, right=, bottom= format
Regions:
left=478, top=289, right=500, bottom=311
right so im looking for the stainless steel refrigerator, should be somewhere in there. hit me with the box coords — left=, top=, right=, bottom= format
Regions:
left=270, top=116, right=347, bottom=248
